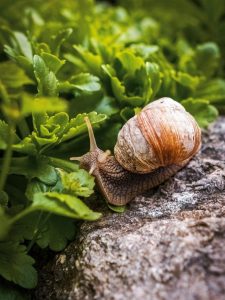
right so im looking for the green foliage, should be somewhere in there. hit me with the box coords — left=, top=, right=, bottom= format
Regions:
left=107, top=203, right=126, bottom=213
left=0, top=242, right=37, bottom=288
left=0, top=0, right=224, bottom=295
left=0, top=282, right=28, bottom=300
left=33, top=55, right=59, bottom=96
left=35, top=215, right=75, bottom=251
left=102, top=51, right=161, bottom=106
left=0, top=61, right=33, bottom=88
left=182, top=98, right=218, bottom=127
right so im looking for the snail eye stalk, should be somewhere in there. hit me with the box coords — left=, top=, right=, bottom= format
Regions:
left=70, top=156, right=82, bottom=161
left=84, top=117, right=98, bottom=152
left=70, top=117, right=99, bottom=162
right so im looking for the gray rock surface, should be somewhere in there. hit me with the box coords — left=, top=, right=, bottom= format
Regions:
left=35, top=117, right=225, bottom=300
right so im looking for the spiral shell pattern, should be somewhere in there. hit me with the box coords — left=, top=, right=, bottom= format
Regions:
left=114, top=97, right=201, bottom=173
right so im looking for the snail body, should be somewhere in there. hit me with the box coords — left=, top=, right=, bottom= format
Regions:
left=71, top=98, right=201, bottom=206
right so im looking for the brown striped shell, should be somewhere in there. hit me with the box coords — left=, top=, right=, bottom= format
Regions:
left=114, top=97, right=201, bottom=174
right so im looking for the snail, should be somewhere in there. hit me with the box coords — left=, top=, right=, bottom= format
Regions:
left=71, top=97, right=201, bottom=206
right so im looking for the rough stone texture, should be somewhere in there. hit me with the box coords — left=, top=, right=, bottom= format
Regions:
left=35, top=117, right=225, bottom=300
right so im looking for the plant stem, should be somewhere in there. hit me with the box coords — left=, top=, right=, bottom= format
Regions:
left=0, top=122, right=15, bottom=191
left=27, top=212, right=51, bottom=253
left=49, top=156, right=79, bottom=172
left=10, top=206, right=35, bottom=224
left=26, top=211, right=43, bottom=253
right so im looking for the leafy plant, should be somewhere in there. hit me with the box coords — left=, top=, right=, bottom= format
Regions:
left=0, top=0, right=224, bottom=296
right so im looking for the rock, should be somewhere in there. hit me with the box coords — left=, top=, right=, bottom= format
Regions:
left=35, top=118, right=225, bottom=300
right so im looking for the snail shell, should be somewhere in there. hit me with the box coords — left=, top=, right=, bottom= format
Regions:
left=114, top=97, right=201, bottom=174
left=71, top=97, right=202, bottom=205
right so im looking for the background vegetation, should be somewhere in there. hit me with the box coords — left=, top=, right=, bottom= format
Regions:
left=0, top=0, right=224, bottom=297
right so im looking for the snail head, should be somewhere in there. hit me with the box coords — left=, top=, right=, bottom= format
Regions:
left=70, top=117, right=111, bottom=175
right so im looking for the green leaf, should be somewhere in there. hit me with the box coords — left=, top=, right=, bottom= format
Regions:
left=0, top=120, right=20, bottom=150
left=0, top=241, right=37, bottom=288
left=32, top=112, right=48, bottom=134
left=45, top=192, right=100, bottom=220
left=120, top=107, right=135, bottom=121
left=59, top=74, right=101, bottom=93
left=195, top=42, right=220, bottom=77
left=73, top=45, right=103, bottom=76
left=182, top=98, right=218, bottom=127
left=194, top=79, right=225, bottom=104
left=36, top=215, right=75, bottom=251
left=103, top=52, right=153, bottom=106
left=0, top=282, right=29, bottom=300
left=12, top=137, right=36, bottom=155
left=70, top=73, right=101, bottom=92
left=50, top=28, right=73, bottom=55
left=33, top=55, right=58, bottom=96
left=41, top=52, right=65, bottom=74
left=60, top=111, right=107, bottom=142
left=20, top=168, right=100, bottom=222
left=25, top=180, right=49, bottom=202
left=8, top=213, right=38, bottom=242
left=59, top=169, right=95, bottom=197
left=20, top=94, right=67, bottom=116
left=4, top=31, right=33, bottom=62
left=8, top=156, right=58, bottom=185
left=13, top=32, right=33, bottom=61
left=14, top=56, right=34, bottom=78
left=0, top=61, right=33, bottom=88
left=95, top=121, right=121, bottom=150
left=146, top=62, right=161, bottom=99
left=95, top=96, right=120, bottom=116
left=114, top=51, right=144, bottom=76
left=10, top=190, right=76, bottom=251
left=131, top=44, right=159, bottom=60
left=32, top=192, right=101, bottom=220
left=30, top=110, right=106, bottom=151
left=172, top=71, right=200, bottom=90
left=31, top=112, right=69, bottom=149
left=103, top=64, right=147, bottom=107
left=0, top=208, right=11, bottom=240
left=107, top=203, right=126, bottom=213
